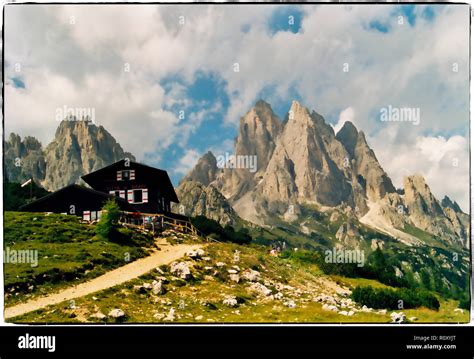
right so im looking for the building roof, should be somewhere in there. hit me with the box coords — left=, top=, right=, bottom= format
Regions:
left=81, top=159, right=179, bottom=203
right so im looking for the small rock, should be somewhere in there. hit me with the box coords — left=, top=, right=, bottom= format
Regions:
left=216, top=262, right=226, bottom=268
left=142, top=282, right=152, bottom=290
left=284, top=300, right=296, bottom=308
left=223, top=296, right=239, bottom=308
left=249, top=282, right=272, bottom=296
left=229, top=274, right=240, bottom=283
left=242, top=269, right=261, bottom=282
left=390, top=312, right=407, bottom=324
left=164, top=308, right=175, bottom=322
left=91, top=312, right=106, bottom=320
left=152, top=280, right=166, bottom=295
left=274, top=292, right=284, bottom=300
left=108, top=309, right=126, bottom=320
left=187, top=249, right=205, bottom=260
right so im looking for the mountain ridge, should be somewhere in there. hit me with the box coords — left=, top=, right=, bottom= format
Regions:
left=179, top=99, right=469, bottom=249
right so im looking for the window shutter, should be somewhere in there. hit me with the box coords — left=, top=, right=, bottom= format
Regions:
left=117, top=171, right=122, bottom=181
left=119, top=190, right=126, bottom=199
left=127, top=190, right=134, bottom=203
left=142, top=189, right=148, bottom=203
left=130, top=170, right=136, bottom=180
left=83, top=211, right=91, bottom=221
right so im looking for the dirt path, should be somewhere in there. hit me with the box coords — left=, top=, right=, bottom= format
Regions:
left=5, top=241, right=202, bottom=319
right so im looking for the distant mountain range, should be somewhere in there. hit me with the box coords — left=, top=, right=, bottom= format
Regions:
left=177, top=100, right=469, bottom=250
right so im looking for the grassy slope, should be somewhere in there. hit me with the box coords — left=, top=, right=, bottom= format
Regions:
left=4, top=211, right=155, bottom=307
left=11, top=242, right=468, bottom=324
left=245, top=204, right=470, bottom=301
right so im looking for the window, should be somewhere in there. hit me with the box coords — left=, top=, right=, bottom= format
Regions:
left=84, top=211, right=100, bottom=221
left=117, top=170, right=135, bottom=181
left=133, top=190, right=143, bottom=203
left=127, top=189, right=148, bottom=204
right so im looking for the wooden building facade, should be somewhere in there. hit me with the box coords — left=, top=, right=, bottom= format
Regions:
left=21, top=159, right=180, bottom=221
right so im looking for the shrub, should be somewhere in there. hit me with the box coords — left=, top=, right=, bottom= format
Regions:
left=351, top=285, right=440, bottom=311
left=96, top=199, right=121, bottom=239
left=458, top=295, right=470, bottom=310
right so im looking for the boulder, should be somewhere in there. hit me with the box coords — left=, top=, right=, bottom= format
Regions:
left=242, top=269, right=261, bottom=282
left=164, top=308, right=175, bottom=322
left=274, top=292, right=284, bottom=300
left=91, top=312, right=106, bottom=320
left=249, top=282, right=272, bottom=296
left=108, top=309, right=126, bottom=320
left=284, top=300, right=296, bottom=308
left=152, top=280, right=166, bottom=295
left=170, top=262, right=192, bottom=280
left=390, top=312, right=407, bottom=323
left=142, top=282, right=152, bottom=290
left=223, top=296, right=239, bottom=308
left=187, top=249, right=205, bottom=260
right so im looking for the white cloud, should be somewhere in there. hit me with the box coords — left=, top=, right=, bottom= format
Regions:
left=174, top=149, right=201, bottom=175
left=333, top=107, right=355, bottom=134
left=369, top=129, right=469, bottom=211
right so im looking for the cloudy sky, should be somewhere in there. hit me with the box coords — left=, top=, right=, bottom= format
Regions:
left=4, top=4, right=470, bottom=210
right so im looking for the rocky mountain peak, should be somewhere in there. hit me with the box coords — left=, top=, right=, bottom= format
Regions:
left=288, top=100, right=312, bottom=125
left=336, top=121, right=359, bottom=157
left=181, top=151, right=218, bottom=186
left=5, top=133, right=46, bottom=184
left=173, top=180, right=239, bottom=226
left=213, top=99, right=283, bottom=201
left=404, top=174, right=444, bottom=217
left=42, top=120, right=135, bottom=191
left=441, top=195, right=462, bottom=213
